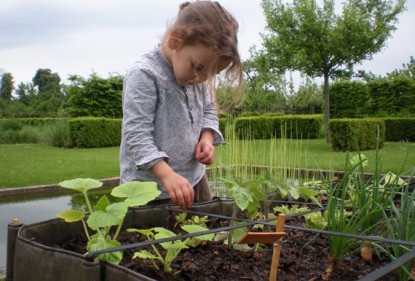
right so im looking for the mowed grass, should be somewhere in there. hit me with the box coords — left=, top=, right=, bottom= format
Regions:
left=0, top=144, right=120, bottom=188
left=1, top=139, right=414, bottom=188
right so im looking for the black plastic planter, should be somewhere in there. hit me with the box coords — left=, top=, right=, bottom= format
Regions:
left=6, top=198, right=235, bottom=281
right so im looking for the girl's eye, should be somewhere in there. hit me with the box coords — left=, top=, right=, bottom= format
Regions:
left=193, top=65, right=204, bottom=74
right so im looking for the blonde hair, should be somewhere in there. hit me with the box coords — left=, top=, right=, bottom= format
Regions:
left=165, top=1, right=243, bottom=87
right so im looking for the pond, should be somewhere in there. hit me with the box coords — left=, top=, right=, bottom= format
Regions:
left=0, top=189, right=112, bottom=274
left=0, top=195, right=74, bottom=272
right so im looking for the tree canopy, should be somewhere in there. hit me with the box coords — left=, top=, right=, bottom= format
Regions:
left=258, top=0, right=406, bottom=140
left=0, top=73, right=14, bottom=101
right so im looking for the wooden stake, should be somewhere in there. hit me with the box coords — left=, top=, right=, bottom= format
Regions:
left=237, top=214, right=286, bottom=281
left=269, top=214, right=285, bottom=281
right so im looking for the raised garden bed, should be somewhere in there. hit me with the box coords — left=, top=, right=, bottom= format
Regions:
left=6, top=197, right=414, bottom=281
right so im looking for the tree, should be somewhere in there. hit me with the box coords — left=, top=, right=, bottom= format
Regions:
left=15, top=82, right=36, bottom=106
left=259, top=0, right=406, bottom=141
left=32, top=68, right=61, bottom=94
left=286, top=78, right=323, bottom=114
left=64, top=73, right=123, bottom=118
left=31, top=68, right=66, bottom=116
left=387, top=56, right=415, bottom=80
left=242, top=47, right=287, bottom=114
left=0, top=73, right=14, bottom=101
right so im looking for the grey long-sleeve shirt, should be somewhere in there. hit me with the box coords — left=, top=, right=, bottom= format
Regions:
left=120, top=47, right=225, bottom=198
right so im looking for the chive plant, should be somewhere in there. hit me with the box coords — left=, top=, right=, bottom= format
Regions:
left=379, top=174, right=415, bottom=281
left=347, top=132, right=405, bottom=262
left=325, top=138, right=408, bottom=276
left=325, top=158, right=367, bottom=275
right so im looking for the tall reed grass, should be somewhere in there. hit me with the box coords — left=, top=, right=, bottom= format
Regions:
left=210, top=119, right=332, bottom=196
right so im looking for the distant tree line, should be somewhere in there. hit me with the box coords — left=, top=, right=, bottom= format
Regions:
left=0, top=69, right=122, bottom=118
left=1, top=57, right=414, bottom=119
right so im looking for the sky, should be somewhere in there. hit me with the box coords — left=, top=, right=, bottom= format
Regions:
left=0, top=0, right=414, bottom=88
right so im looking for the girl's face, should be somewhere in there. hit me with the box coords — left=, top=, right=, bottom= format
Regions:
left=167, top=43, right=228, bottom=86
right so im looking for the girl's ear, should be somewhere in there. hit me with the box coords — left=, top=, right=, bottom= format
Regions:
left=167, top=30, right=182, bottom=50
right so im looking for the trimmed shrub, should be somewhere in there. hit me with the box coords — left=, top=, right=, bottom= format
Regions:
left=383, top=118, right=415, bottom=142
left=330, top=81, right=369, bottom=118
left=234, top=114, right=323, bottom=140
left=329, top=118, right=385, bottom=151
left=69, top=117, right=122, bottom=148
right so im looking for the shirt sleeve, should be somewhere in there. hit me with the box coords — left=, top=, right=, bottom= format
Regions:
left=201, top=86, right=225, bottom=146
left=122, top=67, right=169, bottom=170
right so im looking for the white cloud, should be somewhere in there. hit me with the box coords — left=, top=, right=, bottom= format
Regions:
left=0, top=0, right=413, bottom=87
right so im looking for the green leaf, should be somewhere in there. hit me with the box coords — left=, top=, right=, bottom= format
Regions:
left=298, top=187, right=321, bottom=206
left=87, top=236, right=122, bottom=264
left=350, top=153, right=368, bottom=167
left=132, top=250, right=159, bottom=260
left=87, top=202, right=128, bottom=230
left=127, top=228, right=153, bottom=236
left=288, top=186, right=300, bottom=199
left=93, top=195, right=110, bottom=212
left=57, top=209, right=85, bottom=222
left=59, top=178, right=102, bottom=193
left=231, top=185, right=253, bottom=211
left=181, top=225, right=214, bottom=241
left=231, top=222, right=248, bottom=242
left=111, top=181, right=161, bottom=207
left=152, top=227, right=188, bottom=250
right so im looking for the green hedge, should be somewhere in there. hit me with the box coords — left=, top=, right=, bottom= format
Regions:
left=383, top=118, right=415, bottom=142
left=2, top=116, right=413, bottom=148
left=329, top=81, right=369, bottom=118
left=329, top=118, right=385, bottom=151
left=368, top=77, right=415, bottom=116
left=69, top=117, right=121, bottom=148
left=0, top=117, right=66, bottom=127
left=329, top=78, right=415, bottom=118
left=234, top=115, right=323, bottom=140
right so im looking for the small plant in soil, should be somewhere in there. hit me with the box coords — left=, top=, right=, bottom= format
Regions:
left=57, top=178, right=160, bottom=264
left=174, top=212, right=209, bottom=228
left=273, top=204, right=328, bottom=229
left=127, top=225, right=214, bottom=274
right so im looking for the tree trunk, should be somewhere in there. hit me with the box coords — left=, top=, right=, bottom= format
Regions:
left=323, top=73, right=330, bottom=143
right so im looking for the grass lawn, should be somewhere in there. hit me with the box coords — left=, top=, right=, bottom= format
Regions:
left=0, top=144, right=120, bottom=188
left=0, top=139, right=414, bottom=188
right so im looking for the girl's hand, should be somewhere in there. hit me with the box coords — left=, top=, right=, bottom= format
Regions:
left=151, top=161, right=194, bottom=208
left=161, top=171, right=194, bottom=209
left=195, top=130, right=215, bottom=165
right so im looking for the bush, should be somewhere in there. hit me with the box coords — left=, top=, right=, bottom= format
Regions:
left=329, top=81, right=369, bottom=118
left=44, top=120, right=71, bottom=148
left=0, top=119, right=23, bottom=131
left=0, top=125, right=41, bottom=144
left=329, top=118, right=385, bottom=151
left=383, top=118, right=415, bottom=142
left=234, top=115, right=323, bottom=140
left=69, top=117, right=121, bottom=148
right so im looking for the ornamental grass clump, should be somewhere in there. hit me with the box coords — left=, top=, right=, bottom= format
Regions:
left=57, top=178, right=161, bottom=264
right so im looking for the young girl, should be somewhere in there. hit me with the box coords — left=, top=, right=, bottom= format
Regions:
left=120, top=1, right=243, bottom=209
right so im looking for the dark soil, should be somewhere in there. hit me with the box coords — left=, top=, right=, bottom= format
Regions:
left=57, top=213, right=399, bottom=281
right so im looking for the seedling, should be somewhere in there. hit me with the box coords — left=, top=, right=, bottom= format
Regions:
left=127, top=225, right=214, bottom=273
left=174, top=212, right=209, bottom=228
left=57, top=178, right=161, bottom=264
